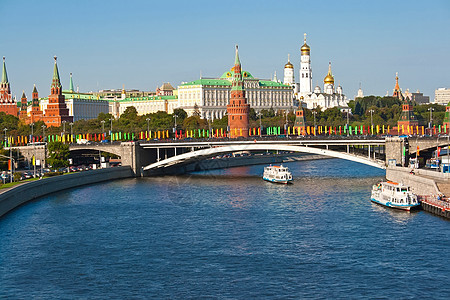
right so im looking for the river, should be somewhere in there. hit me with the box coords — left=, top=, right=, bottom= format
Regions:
left=0, top=159, right=449, bottom=298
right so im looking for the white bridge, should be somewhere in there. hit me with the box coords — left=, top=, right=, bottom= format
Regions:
left=141, top=139, right=386, bottom=172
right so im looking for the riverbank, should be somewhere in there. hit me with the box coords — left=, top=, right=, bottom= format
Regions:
left=0, top=166, right=133, bottom=218
left=386, top=166, right=450, bottom=219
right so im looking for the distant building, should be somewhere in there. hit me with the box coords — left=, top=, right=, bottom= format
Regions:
left=392, top=72, right=404, bottom=100
left=355, top=83, right=364, bottom=99
left=0, top=57, right=18, bottom=116
left=434, top=88, right=450, bottom=105
left=96, top=88, right=155, bottom=100
left=110, top=95, right=178, bottom=118
left=156, top=82, right=174, bottom=96
left=410, top=91, right=429, bottom=104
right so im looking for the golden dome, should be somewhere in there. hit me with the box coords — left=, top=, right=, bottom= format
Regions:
left=323, top=62, right=334, bottom=84
left=284, top=61, right=293, bottom=69
left=324, top=74, right=334, bottom=84
left=301, top=43, right=310, bottom=54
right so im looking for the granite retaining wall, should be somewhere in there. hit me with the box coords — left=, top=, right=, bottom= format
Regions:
left=0, top=166, right=133, bottom=218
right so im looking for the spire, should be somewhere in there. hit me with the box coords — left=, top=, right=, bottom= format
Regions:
left=288, top=53, right=290, bottom=63
left=51, top=56, right=62, bottom=89
left=394, top=72, right=400, bottom=91
left=327, top=62, right=332, bottom=76
left=304, top=33, right=307, bottom=43
left=69, top=73, right=74, bottom=92
left=2, top=57, right=8, bottom=83
left=234, top=44, right=241, bottom=66
left=33, top=84, right=37, bottom=94
left=21, top=90, right=26, bottom=98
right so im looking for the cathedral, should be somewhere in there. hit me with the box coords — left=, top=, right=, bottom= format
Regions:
left=283, top=34, right=349, bottom=111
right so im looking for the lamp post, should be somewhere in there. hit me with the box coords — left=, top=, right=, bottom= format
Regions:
left=30, top=123, right=34, bottom=141
left=428, top=107, right=434, bottom=134
left=109, top=119, right=113, bottom=144
left=3, top=128, right=7, bottom=144
left=146, top=118, right=150, bottom=133
left=101, top=120, right=105, bottom=134
left=312, top=110, right=317, bottom=133
left=69, top=122, right=73, bottom=140
left=62, top=120, right=66, bottom=135
left=173, top=115, right=178, bottom=140
left=258, top=112, right=262, bottom=137
left=42, top=125, right=46, bottom=142
left=368, top=109, right=374, bottom=135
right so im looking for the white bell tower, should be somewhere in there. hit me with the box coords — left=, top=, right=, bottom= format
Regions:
left=299, top=33, right=312, bottom=97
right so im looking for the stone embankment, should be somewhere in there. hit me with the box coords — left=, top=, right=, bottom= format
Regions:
left=386, top=166, right=450, bottom=219
left=0, top=166, right=133, bottom=218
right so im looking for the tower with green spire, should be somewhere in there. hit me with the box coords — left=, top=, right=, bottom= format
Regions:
left=69, top=73, right=74, bottom=92
left=43, top=56, right=73, bottom=127
left=0, top=56, right=12, bottom=102
left=294, top=107, right=307, bottom=135
left=0, top=56, right=18, bottom=116
left=227, top=45, right=250, bottom=138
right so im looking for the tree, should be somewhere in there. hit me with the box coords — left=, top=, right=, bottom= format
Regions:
left=47, top=141, right=70, bottom=169
left=173, top=108, right=188, bottom=123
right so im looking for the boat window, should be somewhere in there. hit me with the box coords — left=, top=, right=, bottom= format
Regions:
left=401, top=188, right=407, bottom=192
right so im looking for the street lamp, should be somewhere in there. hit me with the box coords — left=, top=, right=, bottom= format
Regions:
left=173, top=115, right=178, bottom=140
left=312, top=110, right=317, bottom=132
left=30, top=123, right=34, bottom=142
left=258, top=112, right=262, bottom=137
left=69, top=122, right=74, bottom=138
left=428, top=107, right=434, bottom=132
left=146, top=118, right=150, bottom=133
left=368, top=109, right=374, bottom=135
left=42, top=125, right=46, bottom=142
left=3, top=128, right=7, bottom=144
left=101, top=120, right=105, bottom=134
left=109, top=119, right=113, bottom=144
left=62, top=120, right=66, bottom=135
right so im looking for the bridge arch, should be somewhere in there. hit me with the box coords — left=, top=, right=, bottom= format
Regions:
left=143, top=144, right=386, bottom=172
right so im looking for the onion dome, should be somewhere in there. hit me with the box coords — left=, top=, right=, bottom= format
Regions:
left=300, top=33, right=310, bottom=55
left=323, top=62, right=334, bottom=85
left=285, top=54, right=293, bottom=69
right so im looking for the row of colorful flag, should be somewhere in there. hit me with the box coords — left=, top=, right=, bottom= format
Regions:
left=2, top=124, right=448, bottom=147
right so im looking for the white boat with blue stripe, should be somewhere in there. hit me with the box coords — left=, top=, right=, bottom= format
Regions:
left=263, top=165, right=293, bottom=184
left=371, top=181, right=420, bottom=211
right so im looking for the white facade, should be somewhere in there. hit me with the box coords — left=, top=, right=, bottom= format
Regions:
left=178, top=71, right=294, bottom=120
left=40, top=91, right=110, bottom=121
left=109, top=96, right=178, bottom=118
left=434, top=88, right=450, bottom=105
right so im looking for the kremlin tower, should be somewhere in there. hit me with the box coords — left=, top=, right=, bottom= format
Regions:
left=19, top=91, right=28, bottom=120
left=323, top=62, right=335, bottom=94
left=0, top=57, right=19, bottom=116
left=43, top=57, right=73, bottom=127
left=283, top=54, right=295, bottom=86
left=294, top=107, right=307, bottom=135
left=227, top=45, right=250, bottom=138
left=29, top=84, right=43, bottom=124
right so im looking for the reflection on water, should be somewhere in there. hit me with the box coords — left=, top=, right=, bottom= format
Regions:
left=0, top=159, right=449, bottom=299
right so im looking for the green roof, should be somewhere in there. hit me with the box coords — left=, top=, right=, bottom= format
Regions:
left=62, top=90, right=107, bottom=101
left=181, top=78, right=232, bottom=86
left=259, top=80, right=291, bottom=87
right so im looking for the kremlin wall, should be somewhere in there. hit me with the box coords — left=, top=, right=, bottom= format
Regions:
left=0, top=34, right=436, bottom=136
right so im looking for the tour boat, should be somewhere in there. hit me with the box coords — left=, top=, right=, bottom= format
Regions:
left=371, top=181, right=420, bottom=211
left=263, top=165, right=293, bottom=184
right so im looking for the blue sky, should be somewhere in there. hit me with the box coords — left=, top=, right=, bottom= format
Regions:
left=1, top=0, right=449, bottom=101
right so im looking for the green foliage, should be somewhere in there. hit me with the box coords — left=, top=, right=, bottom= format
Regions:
left=47, top=141, right=70, bottom=169
left=183, top=116, right=208, bottom=131
left=173, top=108, right=187, bottom=123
